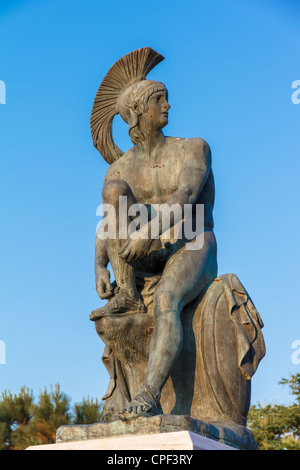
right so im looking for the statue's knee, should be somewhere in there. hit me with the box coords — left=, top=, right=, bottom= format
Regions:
left=153, top=289, right=178, bottom=315
left=102, top=179, right=130, bottom=203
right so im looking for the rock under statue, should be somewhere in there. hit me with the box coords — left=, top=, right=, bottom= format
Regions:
left=78, top=47, right=265, bottom=449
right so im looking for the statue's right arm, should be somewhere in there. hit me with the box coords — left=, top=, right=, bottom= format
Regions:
left=95, top=236, right=113, bottom=299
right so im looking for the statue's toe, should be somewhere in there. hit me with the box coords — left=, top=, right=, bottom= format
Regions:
left=118, top=384, right=162, bottom=421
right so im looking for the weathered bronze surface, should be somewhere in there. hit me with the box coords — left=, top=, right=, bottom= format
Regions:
left=58, top=48, right=266, bottom=449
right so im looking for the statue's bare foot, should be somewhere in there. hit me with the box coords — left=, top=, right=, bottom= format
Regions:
left=90, top=287, right=146, bottom=321
left=119, top=384, right=162, bottom=421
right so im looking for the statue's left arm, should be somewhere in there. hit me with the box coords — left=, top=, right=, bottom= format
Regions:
left=119, top=138, right=211, bottom=262
left=155, top=137, right=211, bottom=234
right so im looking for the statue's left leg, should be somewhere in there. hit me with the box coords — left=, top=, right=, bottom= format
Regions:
left=119, top=231, right=217, bottom=420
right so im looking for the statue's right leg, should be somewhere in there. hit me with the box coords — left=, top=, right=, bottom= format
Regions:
left=90, top=179, right=146, bottom=320
left=118, top=231, right=217, bottom=419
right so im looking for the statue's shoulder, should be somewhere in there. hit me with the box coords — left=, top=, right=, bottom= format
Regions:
left=183, top=137, right=210, bottom=155
left=166, top=136, right=210, bottom=151
left=166, top=136, right=211, bottom=164
left=104, top=147, right=135, bottom=182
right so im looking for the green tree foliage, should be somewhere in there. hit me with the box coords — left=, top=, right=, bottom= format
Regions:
left=73, top=397, right=103, bottom=424
left=0, top=384, right=104, bottom=450
left=248, top=373, right=300, bottom=450
left=0, top=387, right=33, bottom=450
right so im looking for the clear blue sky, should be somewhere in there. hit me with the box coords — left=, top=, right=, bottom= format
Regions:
left=1, top=0, right=300, bottom=409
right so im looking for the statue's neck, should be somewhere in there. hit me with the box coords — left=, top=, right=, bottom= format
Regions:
left=136, top=129, right=165, bottom=159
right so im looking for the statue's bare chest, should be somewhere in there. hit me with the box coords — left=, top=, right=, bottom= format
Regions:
left=109, top=148, right=182, bottom=203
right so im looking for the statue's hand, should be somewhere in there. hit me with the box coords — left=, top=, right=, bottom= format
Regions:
left=118, top=235, right=152, bottom=263
left=96, top=266, right=114, bottom=300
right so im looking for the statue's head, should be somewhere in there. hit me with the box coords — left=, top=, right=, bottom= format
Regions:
left=91, top=47, right=167, bottom=164
left=117, top=80, right=169, bottom=144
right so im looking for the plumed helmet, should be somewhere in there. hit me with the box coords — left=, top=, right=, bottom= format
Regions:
left=90, top=47, right=165, bottom=164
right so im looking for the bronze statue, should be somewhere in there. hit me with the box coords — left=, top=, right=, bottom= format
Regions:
left=86, top=47, right=265, bottom=448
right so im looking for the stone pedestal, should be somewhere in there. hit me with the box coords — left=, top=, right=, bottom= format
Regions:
left=26, top=414, right=257, bottom=450
left=26, top=430, right=236, bottom=450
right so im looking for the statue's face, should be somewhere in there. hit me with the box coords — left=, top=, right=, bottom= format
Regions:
left=146, top=90, right=170, bottom=130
